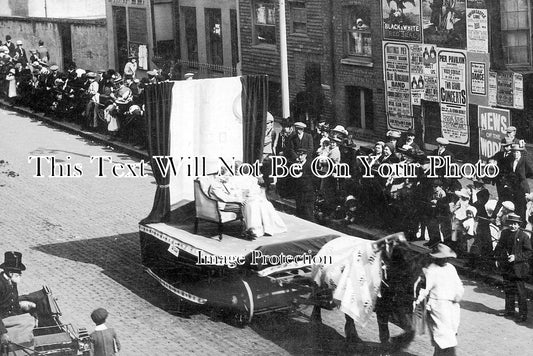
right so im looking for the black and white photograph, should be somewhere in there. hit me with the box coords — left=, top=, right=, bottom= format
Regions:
left=1, top=1, right=533, bottom=355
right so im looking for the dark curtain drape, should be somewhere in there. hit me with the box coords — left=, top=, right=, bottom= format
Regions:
left=241, top=75, right=269, bottom=164
left=140, top=81, right=174, bottom=224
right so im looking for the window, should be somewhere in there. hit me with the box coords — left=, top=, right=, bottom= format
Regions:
left=346, top=86, right=373, bottom=130
left=253, top=1, right=276, bottom=45
left=344, top=5, right=372, bottom=57
left=500, top=0, right=530, bottom=65
left=205, top=8, right=223, bottom=65
left=182, top=7, right=198, bottom=63
left=290, top=1, right=307, bottom=34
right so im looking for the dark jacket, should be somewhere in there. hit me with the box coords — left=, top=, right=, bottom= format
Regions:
left=0, top=272, right=20, bottom=334
left=507, top=156, right=533, bottom=194
left=287, top=132, right=314, bottom=162
left=494, top=229, right=533, bottom=278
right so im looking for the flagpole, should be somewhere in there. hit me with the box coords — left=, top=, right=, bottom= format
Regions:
left=279, top=0, right=290, bottom=119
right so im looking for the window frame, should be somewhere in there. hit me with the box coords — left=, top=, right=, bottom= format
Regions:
left=290, top=1, right=307, bottom=35
left=252, top=0, right=277, bottom=46
left=500, top=0, right=532, bottom=67
left=341, top=4, right=373, bottom=66
left=346, top=86, right=374, bottom=130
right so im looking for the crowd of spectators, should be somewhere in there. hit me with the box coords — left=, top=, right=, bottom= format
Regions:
left=270, top=118, right=533, bottom=274
left=0, top=35, right=176, bottom=150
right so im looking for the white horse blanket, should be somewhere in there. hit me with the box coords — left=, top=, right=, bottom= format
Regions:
left=311, top=236, right=383, bottom=326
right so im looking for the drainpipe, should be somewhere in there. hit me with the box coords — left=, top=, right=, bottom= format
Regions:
left=328, top=0, right=336, bottom=122
left=235, top=0, right=242, bottom=75
left=279, top=0, right=290, bottom=119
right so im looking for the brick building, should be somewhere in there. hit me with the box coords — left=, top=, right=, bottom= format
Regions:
left=238, top=1, right=533, bottom=160
left=239, top=0, right=386, bottom=140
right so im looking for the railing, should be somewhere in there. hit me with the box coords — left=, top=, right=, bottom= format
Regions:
left=174, top=59, right=237, bottom=79
left=108, top=0, right=146, bottom=5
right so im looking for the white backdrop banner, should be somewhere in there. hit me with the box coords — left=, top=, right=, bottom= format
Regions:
left=169, top=77, right=244, bottom=206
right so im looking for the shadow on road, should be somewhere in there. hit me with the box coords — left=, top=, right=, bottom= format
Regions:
left=31, top=232, right=203, bottom=317
left=249, top=312, right=418, bottom=356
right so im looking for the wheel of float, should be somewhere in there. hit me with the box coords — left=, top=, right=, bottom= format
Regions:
left=236, top=279, right=254, bottom=326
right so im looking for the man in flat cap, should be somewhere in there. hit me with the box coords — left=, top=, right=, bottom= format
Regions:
left=493, top=213, right=532, bottom=322
left=294, top=148, right=315, bottom=221
left=287, top=121, right=314, bottom=163
left=0, top=252, right=35, bottom=352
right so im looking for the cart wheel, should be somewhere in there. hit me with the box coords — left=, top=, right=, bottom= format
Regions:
left=240, top=280, right=254, bottom=324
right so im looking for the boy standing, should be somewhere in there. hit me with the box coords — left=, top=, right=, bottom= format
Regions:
left=90, top=308, right=121, bottom=356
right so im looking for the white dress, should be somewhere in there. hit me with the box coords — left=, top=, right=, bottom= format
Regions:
left=229, top=175, right=287, bottom=236
left=417, top=262, right=464, bottom=349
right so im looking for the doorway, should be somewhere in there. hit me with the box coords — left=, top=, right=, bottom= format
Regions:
left=58, top=23, right=72, bottom=69
left=113, top=6, right=128, bottom=72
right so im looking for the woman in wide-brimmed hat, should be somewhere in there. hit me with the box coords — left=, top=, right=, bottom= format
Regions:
left=415, top=243, right=464, bottom=355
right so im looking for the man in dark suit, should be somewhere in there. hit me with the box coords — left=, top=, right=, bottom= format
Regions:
left=490, top=142, right=515, bottom=218
left=507, top=144, right=533, bottom=224
left=294, top=148, right=315, bottom=222
left=287, top=122, right=314, bottom=163
left=14, top=40, right=27, bottom=67
left=0, top=252, right=35, bottom=351
left=493, top=213, right=532, bottom=322
left=4, top=35, right=15, bottom=58
left=431, top=137, right=459, bottom=192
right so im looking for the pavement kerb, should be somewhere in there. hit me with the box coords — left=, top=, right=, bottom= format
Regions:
left=7, top=100, right=533, bottom=296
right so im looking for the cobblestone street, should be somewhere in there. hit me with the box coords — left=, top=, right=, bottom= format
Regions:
left=1, top=109, right=533, bottom=355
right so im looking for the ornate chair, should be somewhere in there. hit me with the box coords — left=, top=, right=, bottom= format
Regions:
left=193, top=178, right=243, bottom=240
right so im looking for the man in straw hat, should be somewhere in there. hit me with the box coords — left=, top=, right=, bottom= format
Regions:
left=415, top=243, right=463, bottom=355
left=493, top=213, right=532, bottom=322
left=0, top=252, right=35, bottom=352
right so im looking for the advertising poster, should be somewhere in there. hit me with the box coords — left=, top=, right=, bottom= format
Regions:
left=410, top=43, right=425, bottom=105
left=467, top=52, right=489, bottom=106
left=513, top=73, right=524, bottom=110
left=387, top=114, right=414, bottom=131
left=496, top=72, right=514, bottom=108
left=470, top=62, right=486, bottom=95
left=488, top=71, right=497, bottom=106
left=383, top=42, right=412, bottom=117
left=466, top=1, right=488, bottom=53
left=478, top=106, right=510, bottom=161
left=422, top=44, right=439, bottom=101
left=382, top=0, right=422, bottom=42
left=441, top=103, right=469, bottom=146
left=422, top=0, right=467, bottom=49
left=438, top=50, right=467, bottom=106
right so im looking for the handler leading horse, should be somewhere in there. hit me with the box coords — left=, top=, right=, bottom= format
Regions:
left=309, top=233, right=426, bottom=354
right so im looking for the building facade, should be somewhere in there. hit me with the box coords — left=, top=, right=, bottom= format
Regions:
left=239, top=0, right=533, bottom=160
left=0, top=0, right=107, bottom=70
left=105, top=0, right=154, bottom=74
left=239, top=0, right=385, bottom=138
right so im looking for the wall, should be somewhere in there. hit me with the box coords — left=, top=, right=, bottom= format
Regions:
left=0, top=0, right=106, bottom=19
left=0, top=17, right=108, bottom=70
left=71, top=23, right=109, bottom=70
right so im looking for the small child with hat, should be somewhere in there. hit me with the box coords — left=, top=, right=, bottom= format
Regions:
left=90, top=308, right=121, bottom=356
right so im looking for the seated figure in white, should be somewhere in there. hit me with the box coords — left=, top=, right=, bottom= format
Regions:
left=207, top=170, right=287, bottom=238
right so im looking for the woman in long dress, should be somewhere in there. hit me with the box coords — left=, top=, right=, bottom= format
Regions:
left=415, top=244, right=464, bottom=355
